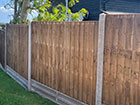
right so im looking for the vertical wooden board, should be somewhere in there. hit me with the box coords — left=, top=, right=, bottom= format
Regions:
left=58, top=22, right=61, bottom=91
left=124, top=17, right=133, bottom=105
left=116, top=16, right=126, bottom=105
left=131, top=51, right=139, bottom=105
left=34, top=23, right=38, bottom=81
left=11, top=25, right=14, bottom=69
left=13, top=25, right=16, bottom=70
left=17, top=25, right=20, bottom=77
left=50, top=22, right=53, bottom=88
left=56, top=22, right=61, bottom=90
left=25, top=25, right=28, bottom=77
left=14, top=25, right=18, bottom=73
left=6, top=24, right=10, bottom=65
left=31, top=22, right=36, bottom=80
left=24, top=25, right=28, bottom=79
left=54, top=22, right=58, bottom=90
left=36, top=22, right=40, bottom=82
left=92, top=22, right=98, bottom=105
left=9, top=25, right=12, bottom=66
left=39, top=22, right=44, bottom=83
left=59, top=22, right=64, bottom=92
left=82, top=22, right=88, bottom=103
left=85, top=22, right=91, bottom=104
left=73, top=22, right=80, bottom=99
left=14, top=25, right=16, bottom=71
left=9, top=25, right=12, bottom=68
left=110, top=17, right=119, bottom=105
left=41, top=22, right=46, bottom=84
left=44, top=22, right=49, bottom=86
left=48, top=22, right=51, bottom=86
left=49, top=22, right=53, bottom=88
left=87, top=22, right=95, bottom=105
left=124, top=50, right=132, bottom=105
left=93, top=22, right=98, bottom=105
left=107, top=17, right=114, bottom=105
left=62, top=22, right=65, bottom=93
left=20, top=25, right=24, bottom=77
left=51, top=22, right=56, bottom=89
left=38, top=23, right=42, bottom=83
left=102, top=16, right=112, bottom=104
left=41, top=22, right=46, bottom=85
left=69, top=22, right=75, bottom=97
left=64, top=22, right=71, bottom=95
left=0, top=30, right=5, bottom=68
left=133, top=15, right=140, bottom=51
left=17, top=26, right=21, bottom=77
left=63, top=22, right=67, bottom=94
left=38, top=22, right=42, bottom=82
left=78, top=22, right=84, bottom=101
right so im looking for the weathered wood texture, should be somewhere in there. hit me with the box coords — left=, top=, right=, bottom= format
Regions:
left=0, top=30, right=5, bottom=68
left=31, top=21, right=98, bottom=105
left=6, top=24, right=28, bottom=79
left=102, top=14, right=140, bottom=105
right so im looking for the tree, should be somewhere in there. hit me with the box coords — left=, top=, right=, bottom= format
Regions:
left=5, top=0, right=87, bottom=23
left=21, top=0, right=30, bottom=23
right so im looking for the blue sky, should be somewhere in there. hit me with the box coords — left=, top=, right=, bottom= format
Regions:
left=0, top=0, right=38, bottom=23
left=0, top=0, right=13, bottom=23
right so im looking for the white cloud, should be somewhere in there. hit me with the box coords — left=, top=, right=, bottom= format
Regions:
left=0, top=6, right=14, bottom=13
left=28, top=10, right=38, bottom=20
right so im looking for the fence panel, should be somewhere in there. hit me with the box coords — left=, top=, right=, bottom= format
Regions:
left=7, top=24, right=28, bottom=79
left=0, top=30, right=5, bottom=68
left=102, top=14, right=140, bottom=105
left=31, top=21, right=98, bottom=105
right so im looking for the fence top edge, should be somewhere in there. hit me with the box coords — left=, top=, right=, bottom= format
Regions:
left=105, top=13, right=140, bottom=16
left=7, top=24, right=28, bottom=26
left=31, top=21, right=98, bottom=24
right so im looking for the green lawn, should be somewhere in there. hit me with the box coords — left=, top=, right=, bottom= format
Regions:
left=0, top=69, right=57, bottom=105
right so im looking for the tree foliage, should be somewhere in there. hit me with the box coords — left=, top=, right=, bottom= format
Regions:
left=5, top=0, right=87, bottom=23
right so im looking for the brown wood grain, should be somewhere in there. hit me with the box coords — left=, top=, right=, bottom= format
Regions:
left=6, top=24, right=28, bottom=79
left=31, top=21, right=98, bottom=105
left=0, top=30, right=5, bottom=68
left=102, top=14, right=140, bottom=105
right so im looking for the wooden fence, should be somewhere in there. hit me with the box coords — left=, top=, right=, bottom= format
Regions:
left=31, top=21, right=98, bottom=105
left=6, top=24, right=28, bottom=79
left=0, top=30, right=5, bottom=68
left=1, top=13, right=140, bottom=105
left=102, top=14, right=140, bottom=105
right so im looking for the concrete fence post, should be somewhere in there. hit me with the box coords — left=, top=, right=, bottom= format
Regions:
left=96, top=13, right=106, bottom=105
left=28, top=21, right=32, bottom=91
left=4, top=24, right=7, bottom=71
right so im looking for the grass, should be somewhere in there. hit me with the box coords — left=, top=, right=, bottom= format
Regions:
left=0, top=69, right=57, bottom=105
